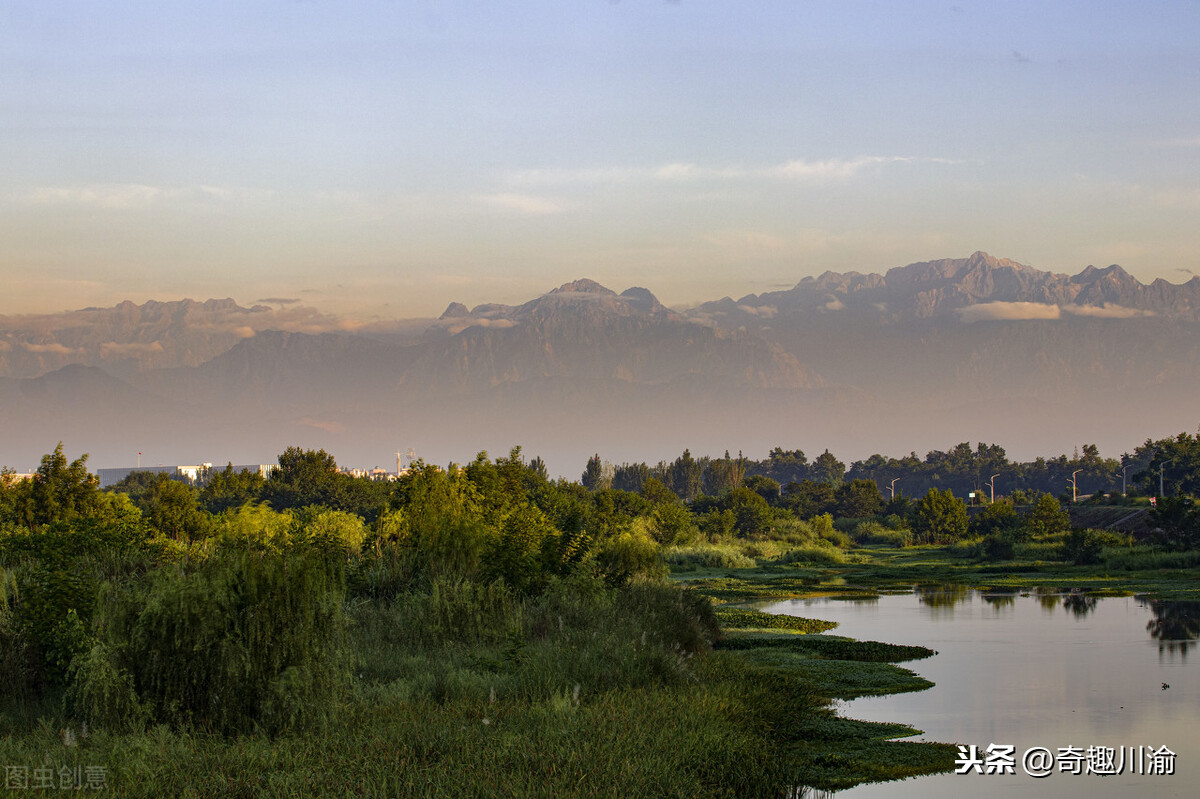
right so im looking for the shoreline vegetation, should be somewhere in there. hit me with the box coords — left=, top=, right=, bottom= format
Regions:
left=2, top=441, right=1198, bottom=795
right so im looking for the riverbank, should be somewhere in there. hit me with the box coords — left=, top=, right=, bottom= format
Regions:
left=675, top=540, right=1200, bottom=602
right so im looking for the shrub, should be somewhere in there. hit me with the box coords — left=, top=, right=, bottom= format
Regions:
left=87, top=550, right=350, bottom=735
left=595, top=530, right=666, bottom=585
left=662, top=545, right=757, bottom=571
left=851, top=521, right=912, bottom=547
left=1060, top=528, right=1104, bottom=565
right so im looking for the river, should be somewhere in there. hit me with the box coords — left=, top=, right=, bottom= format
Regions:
left=764, top=589, right=1199, bottom=798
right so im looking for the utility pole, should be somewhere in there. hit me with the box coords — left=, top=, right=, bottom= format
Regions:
left=989, top=473, right=1000, bottom=504
left=1069, top=469, right=1081, bottom=503
left=1160, top=459, right=1174, bottom=497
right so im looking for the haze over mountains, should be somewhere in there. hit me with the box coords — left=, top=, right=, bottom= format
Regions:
left=3, top=252, right=1198, bottom=475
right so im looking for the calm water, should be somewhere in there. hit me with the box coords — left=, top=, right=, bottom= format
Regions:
left=763, top=590, right=1200, bottom=798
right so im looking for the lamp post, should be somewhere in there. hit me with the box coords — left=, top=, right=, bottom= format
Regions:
left=1068, top=469, right=1081, bottom=503
left=1119, top=464, right=1128, bottom=497
left=989, top=473, right=1000, bottom=504
left=1160, top=459, right=1174, bottom=497
left=888, top=477, right=900, bottom=500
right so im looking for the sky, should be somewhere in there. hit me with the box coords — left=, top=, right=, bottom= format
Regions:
left=3, top=0, right=1199, bottom=320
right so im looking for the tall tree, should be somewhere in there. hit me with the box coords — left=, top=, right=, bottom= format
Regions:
left=910, top=488, right=968, bottom=544
left=810, top=449, right=846, bottom=486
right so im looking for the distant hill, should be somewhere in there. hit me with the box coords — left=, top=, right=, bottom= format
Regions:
left=2, top=254, right=1198, bottom=472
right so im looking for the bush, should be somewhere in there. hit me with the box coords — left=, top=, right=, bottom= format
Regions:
left=84, top=550, right=350, bottom=735
left=851, top=521, right=912, bottom=547
left=595, top=531, right=666, bottom=585
left=777, top=543, right=846, bottom=565
left=662, top=545, right=757, bottom=571
left=1061, top=529, right=1104, bottom=565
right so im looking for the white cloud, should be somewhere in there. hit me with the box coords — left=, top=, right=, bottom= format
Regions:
left=956, top=302, right=1062, bottom=323
left=767, top=156, right=909, bottom=180
left=28, top=184, right=165, bottom=210
left=1062, top=304, right=1155, bottom=319
left=297, top=418, right=347, bottom=434
left=507, top=156, right=930, bottom=187
left=100, top=341, right=165, bottom=357
left=21, top=341, right=77, bottom=354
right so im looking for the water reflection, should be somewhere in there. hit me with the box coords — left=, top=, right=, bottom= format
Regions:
left=915, top=584, right=969, bottom=610
left=1033, top=586, right=1061, bottom=612
left=1144, top=599, right=1200, bottom=658
left=1061, top=591, right=1097, bottom=619
left=765, top=590, right=1200, bottom=799
left=981, top=589, right=1017, bottom=610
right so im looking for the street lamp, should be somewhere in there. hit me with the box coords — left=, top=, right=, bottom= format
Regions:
left=989, top=473, right=1000, bottom=504
left=1119, top=464, right=1129, bottom=497
left=1068, top=469, right=1081, bottom=503
left=1160, top=459, right=1174, bottom=497
left=888, top=477, right=900, bottom=499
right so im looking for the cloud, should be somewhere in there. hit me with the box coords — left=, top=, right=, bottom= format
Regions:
left=0, top=340, right=10, bottom=351
left=28, top=184, right=165, bottom=209
left=23, top=183, right=277, bottom=211
left=957, top=302, right=1062, bottom=323
left=444, top=317, right=518, bottom=335
left=100, top=341, right=165, bottom=357
left=476, top=193, right=571, bottom=215
left=232, top=326, right=256, bottom=338
left=959, top=301, right=1157, bottom=323
left=736, top=304, right=777, bottom=318
left=256, top=297, right=302, bottom=306
left=823, top=299, right=846, bottom=311
left=20, top=341, right=77, bottom=354
left=767, top=156, right=910, bottom=180
left=297, top=418, right=347, bottom=434
left=507, top=156, right=928, bottom=187
left=1062, top=304, right=1155, bottom=319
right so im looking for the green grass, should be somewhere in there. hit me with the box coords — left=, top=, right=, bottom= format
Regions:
left=713, top=607, right=838, bottom=634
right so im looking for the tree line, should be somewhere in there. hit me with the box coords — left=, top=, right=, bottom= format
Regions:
left=585, top=431, right=1200, bottom=505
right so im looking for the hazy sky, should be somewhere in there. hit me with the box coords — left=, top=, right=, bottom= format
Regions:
left=3, top=1, right=1199, bottom=319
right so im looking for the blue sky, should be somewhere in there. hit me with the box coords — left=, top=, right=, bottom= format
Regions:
left=3, top=0, right=1199, bottom=318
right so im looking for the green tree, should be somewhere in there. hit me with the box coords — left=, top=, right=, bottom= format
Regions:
left=835, top=479, right=884, bottom=518
left=263, top=448, right=345, bottom=511
left=969, top=501, right=1023, bottom=540
left=1023, top=494, right=1071, bottom=538
left=743, top=475, right=781, bottom=505
left=143, top=474, right=211, bottom=541
left=811, top=449, right=846, bottom=486
left=581, top=455, right=613, bottom=492
left=1148, top=497, right=1200, bottom=551
left=783, top=480, right=836, bottom=518
left=648, top=502, right=695, bottom=545
left=910, top=488, right=968, bottom=544
left=17, top=444, right=102, bottom=528
left=198, top=464, right=266, bottom=514
left=728, top=487, right=773, bottom=538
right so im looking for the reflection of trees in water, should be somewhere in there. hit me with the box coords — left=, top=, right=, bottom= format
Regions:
left=982, top=591, right=1017, bottom=610
left=1062, top=591, right=1097, bottom=619
left=787, top=786, right=836, bottom=799
left=916, top=584, right=970, bottom=609
left=1145, top=600, right=1200, bottom=658
left=1034, top=587, right=1062, bottom=613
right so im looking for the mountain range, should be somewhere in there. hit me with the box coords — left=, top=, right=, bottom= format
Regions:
left=2, top=252, right=1197, bottom=474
